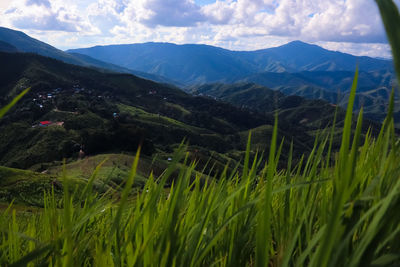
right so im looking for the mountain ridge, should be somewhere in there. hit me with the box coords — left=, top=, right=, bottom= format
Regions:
left=68, top=40, right=394, bottom=85
left=0, top=27, right=175, bottom=85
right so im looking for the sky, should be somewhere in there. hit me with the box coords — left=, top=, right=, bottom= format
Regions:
left=0, top=0, right=398, bottom=58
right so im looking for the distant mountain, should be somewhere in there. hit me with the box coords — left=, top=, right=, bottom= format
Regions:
left=191, top=82, right=384, bottom=130
left=69, top=43, right=256, bottom=84
left=239, top=70, right=394, bottom=93
left=0, top=27, right=174, bottom=84
left=69, top=52, right=178, bottom=85
left=242, top=41, right=393, bottom=73
left=191, top=83, right=343, bottom=124
left=191, top=81, right=398, bottom=127
left=68, top=41, right=394, bottom=85
left=234, top=70, right=398, bottom=123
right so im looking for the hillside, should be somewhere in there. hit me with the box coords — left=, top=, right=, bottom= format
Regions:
left=0, top=166, right=57, bottom=206
left=235, top=70, right=399, bottom=124
left=68, top=41, right=394, bottom=85
left=0, top=40, right=18, bottom=52
left=0, top=52, right=334, bottom=171
left=0, top=27, right=173, bottom=84
left=191, top=82, right=381, bottom=133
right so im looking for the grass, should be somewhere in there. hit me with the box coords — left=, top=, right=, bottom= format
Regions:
left=1, top=1, right=400, bottom=266
left=0, top=166, right=59, bottom=206
left=45, top=153, right=170, bottom=187
left=165, top=102, right=191, bottom=116
left=117, top=103, right=207, bottom=133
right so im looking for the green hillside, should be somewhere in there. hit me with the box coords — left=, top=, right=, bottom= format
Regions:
left=0, top=166, right=59, bottom=206
left=236, top=70, right=399, bottom=124
left=0, top=52, right=322, bottom=173
left=191, top=82, right=381, bottom=131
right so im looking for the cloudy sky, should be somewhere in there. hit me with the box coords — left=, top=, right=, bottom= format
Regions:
left=0, top=0, right=398, bottom=58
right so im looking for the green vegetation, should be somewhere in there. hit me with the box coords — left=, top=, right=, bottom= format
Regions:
left=1, top=68, right=400, bottom=265
left=117, top=104, right=203, bottom=133
left=377, top=0, right=400, bottom=80
left=0, top=50, right=331, bottom=169
left=0, top=166, right=60, bottom=206
left=45, top=153, right=169, bottom=188
left=1, top=1, right=400, bottom=266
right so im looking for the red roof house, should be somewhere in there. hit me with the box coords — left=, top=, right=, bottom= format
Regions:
left=40, top=121, right=52, bottom=126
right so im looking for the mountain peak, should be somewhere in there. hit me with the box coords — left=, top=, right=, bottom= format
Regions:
left=281, top=40, right=321, bottom=49
left=286, top=40, right=309, bottom=46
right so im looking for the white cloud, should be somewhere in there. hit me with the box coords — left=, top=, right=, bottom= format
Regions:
left=0, top=0, right=396, bottom=57
left=301, top=0, right=386, bottom=43
left=200, top=0, right=387, bottom=43
left=121, top=0, right=206, bottom=28
left=3, top=0, right=99, bottom=34
left=317, top=42, right=392, bottom=59
left=86, top=0, right=127, bottom=35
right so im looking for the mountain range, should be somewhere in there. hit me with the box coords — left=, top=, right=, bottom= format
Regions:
left=68, top=41, right=394, bottom=85
left=229, top=70, right=398, bottom=123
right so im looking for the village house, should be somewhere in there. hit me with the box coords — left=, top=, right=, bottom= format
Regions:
left=33, top=121, right=65, bottom=128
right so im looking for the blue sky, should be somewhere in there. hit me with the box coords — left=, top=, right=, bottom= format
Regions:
left=195, top=0, right=219, bottom=6
left=0, top=0, right=397, bottom=58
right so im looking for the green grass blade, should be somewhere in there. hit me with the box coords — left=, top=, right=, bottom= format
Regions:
left=255, top=113, right=278, bottom=267
left=0, top=87, right=30, bottom=119
left=311, top=68, right=358, bottom=267
left=376, top=0, right=400, bottom=79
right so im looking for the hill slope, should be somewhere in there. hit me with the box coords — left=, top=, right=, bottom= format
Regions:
left=0, top=27, right=173, bottom=84
left=235, top=70, right=398, bottom=124
left=0, top=52, right=329, bottom=170
left=0, top=40, right=18, bottom=52
left=191, top=82, right=382, bottom=133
